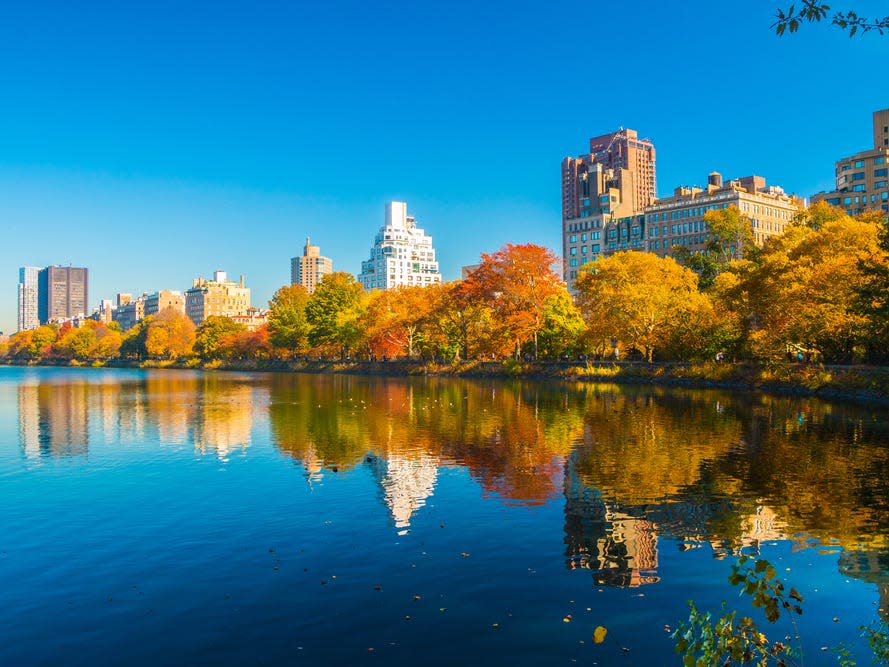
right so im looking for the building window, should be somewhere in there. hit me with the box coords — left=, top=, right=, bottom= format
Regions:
left=875, top=168, right=888, bottom=178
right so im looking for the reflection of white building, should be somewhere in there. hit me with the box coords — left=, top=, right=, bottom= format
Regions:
left=368, top=454, right=439, bottom=534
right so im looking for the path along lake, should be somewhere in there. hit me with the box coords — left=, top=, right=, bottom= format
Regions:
left=1, top=366, right=888, bottom=665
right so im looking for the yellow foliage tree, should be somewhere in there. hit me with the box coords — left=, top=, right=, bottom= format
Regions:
left=574, top=251, right=710, bottom=362
left=145, top=308, right=196, bottom=359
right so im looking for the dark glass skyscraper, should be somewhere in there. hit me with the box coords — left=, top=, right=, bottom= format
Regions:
left=37, top=266, right=89, bottom=324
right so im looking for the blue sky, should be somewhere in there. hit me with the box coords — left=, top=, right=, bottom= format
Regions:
left=1, top=0, right=887, bottom=333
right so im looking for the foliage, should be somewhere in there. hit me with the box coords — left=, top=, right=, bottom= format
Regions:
left=855, top=216, right=889, bottom=361
left=773, top=2, right=889, bottom=37
left=144, top=308, right=196, bottom=359
left=716, top=210, right=879, bottom=361
left=676, top=206, right=756, bottom=289
left=306, top=272, right=365, bottom=356
left=464, top=243, right=565, bottom=358
left=195, top=316, right=248, bottom=359
left=673, top=556, right=802, bottom=666
left=575, top=251, right=712, bottom=362
left=361, top=286, right=434, bottom=359
left=267, top=285, right=311, bottom=354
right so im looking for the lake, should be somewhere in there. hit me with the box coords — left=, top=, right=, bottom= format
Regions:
left=1, top=366, right=887, bottom=665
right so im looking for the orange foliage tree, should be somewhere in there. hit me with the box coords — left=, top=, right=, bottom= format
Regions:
left=465, top=243, right=565, bottom=359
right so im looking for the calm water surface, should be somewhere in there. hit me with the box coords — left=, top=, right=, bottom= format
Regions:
left=1, top=366, right=888, bottom=665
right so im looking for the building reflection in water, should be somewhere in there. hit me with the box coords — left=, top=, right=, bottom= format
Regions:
left=18, top=383, right=89, bottom=458
left=367, top=453, right=438, bottom=535
left=190, top=380, right=254, bottom=461
left=563, top=454, right=659, bottom=587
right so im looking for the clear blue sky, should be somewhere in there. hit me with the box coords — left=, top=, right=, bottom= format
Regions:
left=1, top=0, right=887, bottom=334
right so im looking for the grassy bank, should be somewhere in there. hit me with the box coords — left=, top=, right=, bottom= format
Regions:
left=7, top=357, right=889, bottom=405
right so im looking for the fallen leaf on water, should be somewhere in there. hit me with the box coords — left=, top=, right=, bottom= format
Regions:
left=563, top=615, right=572, bottom=623
left=593, top=626, right=608, bottom=644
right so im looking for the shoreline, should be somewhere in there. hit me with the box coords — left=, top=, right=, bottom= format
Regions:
left=4, top=358, right=889, bottom=405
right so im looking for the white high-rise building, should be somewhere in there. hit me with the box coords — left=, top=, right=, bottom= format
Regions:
left=358, top=202, right=442, bottom=291
left=17, top=266, right=39, bottom=332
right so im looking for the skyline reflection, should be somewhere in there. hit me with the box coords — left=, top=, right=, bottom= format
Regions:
left=13, top=369, right=889, bottom=591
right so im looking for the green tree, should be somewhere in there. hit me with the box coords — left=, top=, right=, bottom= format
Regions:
left=306, top=272, right=364, bottom=356
left=267, top=284, right=311, bottom=355
left=195, top=316, right=247, bottom=359
left=535, top=291, right=586, bottom=359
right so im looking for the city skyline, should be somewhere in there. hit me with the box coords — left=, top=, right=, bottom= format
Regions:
left=1, top=0, right=887, bottom=333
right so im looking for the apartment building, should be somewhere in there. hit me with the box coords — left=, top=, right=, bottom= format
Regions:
left=643, top=173, right=801, bottom=259
left=562, top=128, right=656, bottom=288
left=185, top=271, right=251, bottom=326
left=358, top=202, right=441, bottom=291
left=811, top=108, right=889, bottom=216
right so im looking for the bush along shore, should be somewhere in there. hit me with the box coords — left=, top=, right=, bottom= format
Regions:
left=6, top=357, right=889, bottom=405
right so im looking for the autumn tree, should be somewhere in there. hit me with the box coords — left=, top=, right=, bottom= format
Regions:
left=195, top=316, right=247, bottom=359
left=218, top=325, right=272, bottom=360
left=267, top=284, right=311, bottom=355
left=855, top=214, right=889, bottom=361
left=676, top=206, right=756, bottom=289
left=464, top=243, right=565, bottom=359
left=144, top=308, right=196, bottom=359
left=575, top=251, right=710, bottom=362
left=306, top=272, right=365, bottom=357
left=535, top=291, right=586, bottom=359
left=361, top=286, right=434, bottom=358
left=716, top=210, right=879, bottom=361
left=55, top=325, right=97, bottom=360
left=424, top=280, right=503, bottom=361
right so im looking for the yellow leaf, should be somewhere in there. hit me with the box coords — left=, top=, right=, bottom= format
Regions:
left=593, top=626, right=608, bottom=644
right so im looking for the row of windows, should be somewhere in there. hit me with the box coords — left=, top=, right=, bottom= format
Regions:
left=568, top=244, right=602, bottom=256
left=825, top=191, right=889, bottom=206
left=568, top=232, right=601, bottom=243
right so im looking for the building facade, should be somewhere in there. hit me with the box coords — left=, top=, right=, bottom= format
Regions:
left=291, top=237, right=332, bottom=294
left=811, top=108, right=889, bottom=216
left=562, top=128, right=656, bottom=288
left=113, top=293, right=147, bottom=331
left=358, top=202, right=442, bottom=291
left=642, top=173, right=801, bottom=259
left=145, top=290, right=185, bottom=317
left=185, top=271, right=251, bottom=326
left=37, top=266, right=88, bottom=324
left=563, top=172, right=801, bottom=281
left=17, top=266, right=40, bottom=332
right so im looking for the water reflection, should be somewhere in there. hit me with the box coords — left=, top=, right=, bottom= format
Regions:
left=17, top=372, right=259, bottom=461
left=14, top=369, right=889, bottom=594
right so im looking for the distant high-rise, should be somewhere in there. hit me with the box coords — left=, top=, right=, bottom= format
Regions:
left=17, top=266, right=40, bottom=332
left=291, top=237, right=332, bottom=294
left=561, top=128, right=656, bottom=287
left=37, top=266, right=88, bottom=324
left=358, top=202, right=442, bottom=291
